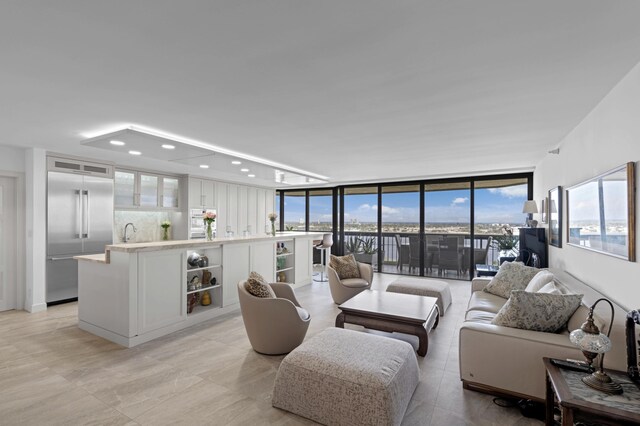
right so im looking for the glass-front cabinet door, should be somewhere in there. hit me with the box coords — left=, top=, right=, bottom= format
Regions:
left=139, top=174, right=159, bottom=207
left=114, top=170, right=136, bottom=207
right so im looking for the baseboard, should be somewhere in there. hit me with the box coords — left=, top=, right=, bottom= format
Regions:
left=27, top=302, right=47, bottom=313
left=462, top=380, right=543, bottom=403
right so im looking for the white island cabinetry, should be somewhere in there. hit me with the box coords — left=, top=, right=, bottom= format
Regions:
left=76, top=232, right=322, bottom=347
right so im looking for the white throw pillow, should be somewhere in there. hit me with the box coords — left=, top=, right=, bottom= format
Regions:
left=537, top=282, right=562, bottom=295
left=525, top=271, right=555, bottom=293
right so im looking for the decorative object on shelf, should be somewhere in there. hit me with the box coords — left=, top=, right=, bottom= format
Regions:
left=202, top=270, right=212, bottom=287
left=203, top=210, right=217, bottom=241
left=187, top=293, right=198, bottom=314
left=201, top=255, right=208, bottom=267
left=189, top=275, right=201, bottom=290
left=268, top=212, right=278, bottom=236
left=201, top=290, right=211, bottom=306
left=277, top=256, right=286, bottom=270
left=278, top=271, right=286, bottom=282
left=522, top=200, right=538, bottom=228
left=569, top=297, right=623, bottom=394
left=187, top=252, right=202, bottom=268
left=160, top=220, right=171, bottom=241
left=210, top=276, right=217, bottom=286
left=567, top=162, right=635, bottom=261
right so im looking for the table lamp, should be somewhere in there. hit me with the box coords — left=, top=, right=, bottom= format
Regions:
left=522, top=200, right=538, bottom=227
left=569, top=298, right=623, bottom=394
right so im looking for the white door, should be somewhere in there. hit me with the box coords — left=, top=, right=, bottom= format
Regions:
left=0, top=177, right=17, bottom=311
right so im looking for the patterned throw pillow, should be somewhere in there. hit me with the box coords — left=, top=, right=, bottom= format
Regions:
left=492, top=290, right=583, bottom=332
left=329, top=254, right=361, bottom=280
left=483, top=261, right=540, bottom=299
left=246, top=271, right=276, bottom=298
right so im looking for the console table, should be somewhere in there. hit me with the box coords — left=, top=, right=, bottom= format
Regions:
left=544, top=357, right=640, bottom=426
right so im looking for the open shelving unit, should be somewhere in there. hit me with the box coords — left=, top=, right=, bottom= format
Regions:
left=275, top=239, right=295, bottom=283
left=186, top=245, right=223, bottom=316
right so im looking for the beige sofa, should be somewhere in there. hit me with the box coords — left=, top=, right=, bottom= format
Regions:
left=459, top=269, right=629, bottom=401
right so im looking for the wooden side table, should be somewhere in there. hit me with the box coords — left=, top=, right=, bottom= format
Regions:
left=544, top=357, right=640, bottom=426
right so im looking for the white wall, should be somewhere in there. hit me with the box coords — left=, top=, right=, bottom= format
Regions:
left=534, top=61, right=640, bottom=311
left=25, top=148, right=47, bottom=312
left=0, top=145, right=26, bottom=172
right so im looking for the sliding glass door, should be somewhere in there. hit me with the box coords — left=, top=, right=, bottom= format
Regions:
left=343, top=187, right=379, bottom=269
left=381, top=185, right=420, bottom=275
left=424, top=182, right=471, bottom=279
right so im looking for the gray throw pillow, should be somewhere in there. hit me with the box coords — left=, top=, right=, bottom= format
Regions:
left=329, top=254, right=361, bottom=279
left=483, top=261, right=540, bottom=299
left=246, top=271, right=276, bottom=298
left=492, top=290, right=583, bottom=332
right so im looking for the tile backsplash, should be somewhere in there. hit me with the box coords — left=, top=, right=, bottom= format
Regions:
left=114, top=210, right=173, bottom=243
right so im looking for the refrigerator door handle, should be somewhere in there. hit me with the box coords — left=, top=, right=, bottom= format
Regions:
left=75, top=189, right=82, bottom=238
left=82, top=189, right=90, bottom=238
left=48, top=256, right=77, bottom=261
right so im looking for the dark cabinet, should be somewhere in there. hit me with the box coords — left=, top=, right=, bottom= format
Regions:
left=518, top=228, right=548, bottom=268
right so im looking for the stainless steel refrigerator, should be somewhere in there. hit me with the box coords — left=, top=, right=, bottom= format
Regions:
left=47, top=171, right=113, bottom=304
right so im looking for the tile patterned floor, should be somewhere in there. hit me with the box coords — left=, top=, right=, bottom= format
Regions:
left=0, top=273, right=541, bottom=425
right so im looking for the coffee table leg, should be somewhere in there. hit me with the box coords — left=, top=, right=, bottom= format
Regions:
left=335, top=312, right=345, bottom=328
left=432, top=306, right=440, bottom=330
left=416, top=326, right=429, bottom=356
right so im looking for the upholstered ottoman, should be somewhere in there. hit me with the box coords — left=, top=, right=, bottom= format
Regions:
left=386, top=277, right=451, bottom=316
left=272, top=327, right=419, bottom=426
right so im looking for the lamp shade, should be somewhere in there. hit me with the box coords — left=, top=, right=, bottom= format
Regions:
left=569, top=329, right=612, bottom=353
left=522, top=200, right=538, bottom=214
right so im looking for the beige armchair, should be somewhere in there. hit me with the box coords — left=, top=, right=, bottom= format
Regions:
left=327, top=262, right=374, bottom=304
left=237, top=281, right=311, bottom=355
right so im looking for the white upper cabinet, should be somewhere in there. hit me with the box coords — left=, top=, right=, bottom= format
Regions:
left=115, top=169, right=181, bottom=210
left=189, top=178, right=216, bottom=208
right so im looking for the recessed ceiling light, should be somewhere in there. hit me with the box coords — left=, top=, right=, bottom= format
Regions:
left=161, top=144, right=175, bottom=150
left=240, top=168, right=249, bottom=172
left=128, top=150, right=141, bottom=155
left=247, top=174, right=255, bottom=178
left=200, top=165, right=209, bottom=169
left=110, top=140, right=125, bottom=146
left=231, top=160, right=242, bottom=165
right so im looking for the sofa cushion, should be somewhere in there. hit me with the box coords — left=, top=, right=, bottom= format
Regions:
left=465, top=310, right=496, bottom=323
left=246, top=271, right=276, bottom=298
left=492, top=290, right=583, bottom=333
left=341, top=278, right=370, bottom=289
left=295, top=306, right=311, bottom=321
left=467, top=291, right=507, bottom=314
left=483, top=261, right=540, bottom=298
left=329, top=254, right=361, bottom=279
left=525, top=270, right=555, bottom=292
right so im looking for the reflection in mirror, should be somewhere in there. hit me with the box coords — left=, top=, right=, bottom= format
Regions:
left=566, top=162, right=635, bottom=261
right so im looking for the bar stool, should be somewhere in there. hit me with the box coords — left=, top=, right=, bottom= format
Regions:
left=314, top=233, right=333, bottom=282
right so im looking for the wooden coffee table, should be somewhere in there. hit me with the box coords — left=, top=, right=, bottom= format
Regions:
left=335, top=290, right=439, bottom=356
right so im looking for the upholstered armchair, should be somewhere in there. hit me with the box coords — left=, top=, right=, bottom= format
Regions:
left=237, top=281, right=311, bottom=355
left=326, top=262, right=374, bottom=304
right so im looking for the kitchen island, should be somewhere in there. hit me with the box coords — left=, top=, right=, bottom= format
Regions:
left=75, top=232, right=324, bottom=347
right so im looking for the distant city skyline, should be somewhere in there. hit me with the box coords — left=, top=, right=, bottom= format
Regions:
left=279, top=184, right=528, bottom=225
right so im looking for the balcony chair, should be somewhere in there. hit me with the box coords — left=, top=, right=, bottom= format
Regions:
left=395, top=234, right=410, bottom=270
left=408, top=236, right=421, bottom=273
left=237, top=280, right=311, bottom=355
left=462, top=236, right=493, bottom=276
left=425, top=235, right=441, bottom=274
left=438, top=237, right=462, bottom=277
left=327, top=261, right=374, bottom=304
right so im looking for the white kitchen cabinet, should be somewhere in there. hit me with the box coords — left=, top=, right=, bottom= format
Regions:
left=215, top=181, right=228, bottom=235
left=246, top=186, right=257, bottom=235
left=115, top=169, right=181, bottom=210
left=294, top=237, right=313, bottom=285
left=251, top=241, right=275, bottom=282
left=256, top=188, right=267, bottom=234
left=237, top=185, right=248, bottom=235
left=137, top=249, right=185, bottom=334
left=226, top=184, right=239, bottom=235
left=222, top=243, right=249, bottom=306
left=188, top=178, right=216, bottom=208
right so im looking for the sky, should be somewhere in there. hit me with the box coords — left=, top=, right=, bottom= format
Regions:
left=280, top=183, right=529, bottom=224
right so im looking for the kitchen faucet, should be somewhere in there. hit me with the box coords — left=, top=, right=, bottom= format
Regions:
left=124, top=222, right=137, bottom=243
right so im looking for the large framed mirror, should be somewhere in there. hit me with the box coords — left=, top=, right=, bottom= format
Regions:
left=566, top=162, right=636, bottom=261
left=549, top=187, right=562, bottom=247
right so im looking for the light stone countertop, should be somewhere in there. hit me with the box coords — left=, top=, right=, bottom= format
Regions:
left=75, top=232, right=326, bottom=263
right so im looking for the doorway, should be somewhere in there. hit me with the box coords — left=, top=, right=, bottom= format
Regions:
left=0, top=176, right=17, bottom=311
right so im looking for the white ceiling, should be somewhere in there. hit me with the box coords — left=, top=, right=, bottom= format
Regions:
left=2, top=1, right=640, bottom=188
